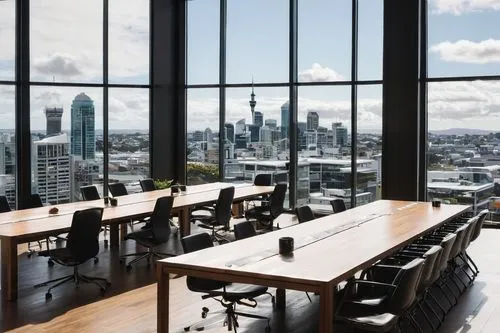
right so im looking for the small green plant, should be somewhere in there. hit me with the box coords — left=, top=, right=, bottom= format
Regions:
left=154, top=178, right=174, bottom=190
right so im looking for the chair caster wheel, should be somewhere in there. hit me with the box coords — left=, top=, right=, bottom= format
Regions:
left=184, top=327, right=190, bottom=332
left=126, top=265, right=132, bottom=272
left=201, top=307, right=209, bottom=318
left=48, top=259, right=54, bottom=267
left=94, top=257, right=99, bottom=264
left=45, top=293, right=52, bottom=300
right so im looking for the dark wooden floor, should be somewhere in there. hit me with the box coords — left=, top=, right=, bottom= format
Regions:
left=1, top=226, right=499, bottom=333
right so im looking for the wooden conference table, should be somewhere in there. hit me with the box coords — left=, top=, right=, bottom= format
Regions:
left=0, top=182, right=274, bottom=301
left=157, top=200, right=469, bottom=333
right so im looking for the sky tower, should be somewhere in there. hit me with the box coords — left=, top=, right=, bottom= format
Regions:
left=249, top=78, right=257, bottom=124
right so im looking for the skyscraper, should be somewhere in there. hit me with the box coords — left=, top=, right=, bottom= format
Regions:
left=254, top=111, right=263, bottom=127
left=45, top=107, right=63, bottom=136
left=249, top=82, right=257, bottom=124
left=265, top=119, right=277, bottom=129
left=224, top=123, right=235, bottom=143
left=332, top=122, right=348, bottom=146
left=281, top=101, right=289, bottom=139
left=70, top=93, right=95, bottom=160
left=307, top=111, right=319, bottom=131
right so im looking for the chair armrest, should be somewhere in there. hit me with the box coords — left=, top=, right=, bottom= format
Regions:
left=362, top=264, right=401, bottom=284
left=342, top=280, right=397, bottom=302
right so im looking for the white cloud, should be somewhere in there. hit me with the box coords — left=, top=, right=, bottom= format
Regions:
left=299, top=63, right=345, bottom=82
left=33, top=53, right=84, bottom=77
left=430, top=39, right=500, bottom=64
left=432, top=0, right=500, bottom=15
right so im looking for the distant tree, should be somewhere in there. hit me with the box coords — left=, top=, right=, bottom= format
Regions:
left=428, top=153, right=442, bottom=165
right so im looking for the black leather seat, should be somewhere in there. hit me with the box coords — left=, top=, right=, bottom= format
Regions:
left=330, top=198, right=346, bottom=213
left=140, top=178, right=156, bottom=192
left=295, top=205, right=315, bottom=223
left=233, top=221, right=256, bottom=240
left=181, top=232, right=272, bottom=332
left=245, top=183, right=287, bottom=230
left=0, top=195, right=11, bottom=213
left=35, top=207, right=110, bottom=299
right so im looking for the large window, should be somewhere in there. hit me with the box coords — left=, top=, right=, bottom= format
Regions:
left=187, top=0, right=384, bottom=209
left=0, top=0, right=15, bottom=81
left=0, top=85, right=16, bottom=208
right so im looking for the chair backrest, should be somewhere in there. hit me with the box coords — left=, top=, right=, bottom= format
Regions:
left=254, top=174, right=272, bottom=186
left=234, top=221, right=256, bottom=240
left=26, top=194, right=43, bottom=208
left=462, top=216, right=478, bottom=249
left=66, top=207, right=104, bottom=262
left=150, top=196, right=174, bottom=242
left=80, top=185, right=100, bottom=201
left=449, top=224, right=468, bottom=260
left=331, top=199, right=346, bottom=213
left=470, top=209, right=488, bottom=243
left=270, top=183, right=287, bottom=218
left=0, top=196, right=11, bottom=213
left=108, top=182, right=128, bottom=197
left=140, top=178, right=156, bottom=192
left=418, top=245, right=442, bottom=291
left=214, top=187, right=235, bottom=228
left=436, top=233, right=456, bottom=273
left=389, top=258, right=425, bottom=314
left=181, top=233, right=228, bottom=291
left=295, top=205, right=315, bottom=223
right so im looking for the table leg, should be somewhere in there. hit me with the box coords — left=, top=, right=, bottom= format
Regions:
left=1, top=237, right=18, bottom=301
left=232, top=202, right=244, bottom=218
left=157, top=264, right=170, bottom=333
left=319, top=283, right=335, bottom=333
left=178, top=207, right=191, bottom=237
left=276, top=288, right=286, bottom=310
left=109, top=224, right=119, bottom=248
left=120, top=223, right=128, bottom=241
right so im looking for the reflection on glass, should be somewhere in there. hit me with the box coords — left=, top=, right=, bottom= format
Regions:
left=108, top=88, right=149, bottom=193
left=0, top=85, right=16, bottom=208
left=298, top=0, right=351, bottom=82
left=30, top=86, right=103, bottom=203
left=357, top=85, right=382, bottom=203
left=30, top=0, right=103, bottom=83
left=187, top=0, right=219, bottom=85
left=358, top=0, right=383, bottom=80
left=186, top=88, right=220, bottom=185
left=427, top=81, right=500, bottom=214
left=226, top=0, right=288, bottom=83
left=0, top=0, right=15, bottom=81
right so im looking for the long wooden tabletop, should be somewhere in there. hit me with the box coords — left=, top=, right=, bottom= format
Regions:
left=157, top=200, right=470, bottom=333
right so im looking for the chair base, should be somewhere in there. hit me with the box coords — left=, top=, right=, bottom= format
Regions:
left=34, top=266, right=110, bottom=300
left=120, top=248, right=175, bottom=271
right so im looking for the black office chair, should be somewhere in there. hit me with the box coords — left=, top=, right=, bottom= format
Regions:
left=108, top=182, right=129, bottom=197
left=191, top=187, right=235, bottom=243
left=120, top=196, right=177, bottom=271
left=25, top=194, right=47, bottom=257
left=0, top=195, right=11, bottom=213
left=80, top=185, right=109, bottom=248
left=234, top=221, right=257, bottom=240
left=140, top=178, right=156, bottom=192
left=336, top=258, right=425, bottom=333
left=181, top=232, right=272, bottom=332
left=331, top=199, right=346, bottom=213
left=34, top=207, right=110, bottom=300
left=245, top=183, right=287, bottom=230
left=295, top=205, right=315, bottom=223
left=244, top=174, right=273, bottom=209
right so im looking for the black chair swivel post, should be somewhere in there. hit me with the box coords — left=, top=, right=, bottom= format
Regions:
left=140, top=178, right=156, bottom=192
left=330, top=198, right=347, bottom=213
left=181, top=232, right=272, bottom=332
left=34, top=207, right=110, bottom=300
left=0, top=195, right=11, bottom=213
left=191, top=187, right=235, bottom=244
left=295, top=205, right=315, bottom=223
left=80, top=185, right=109, bottom=248
left=245, top=183, right=287, bottom=230
left=120, top=196, right=177, bottom=271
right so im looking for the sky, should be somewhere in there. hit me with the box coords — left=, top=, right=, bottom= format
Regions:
left=1, top=0, right=500, bottom=132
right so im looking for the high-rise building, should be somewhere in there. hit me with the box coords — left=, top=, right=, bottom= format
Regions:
left=260, top=126, right=273, bottom=143
left=254, top=111, right=263, bottom=127
left=247, top=124, right=260, bottom=143
left=34, top=133, right=70, bottom=204
left=265, top=119, right=277, bottom=129
left=193, top=130, right=204, bottom=142
left=307, top=111, right=319, bottom=130
left=224, top=123, right=235, bottom=143
left=45, top=107, right=63, bottom=136
left=281, top=101, right=289, bottom=139
left=332, top=122, right=348, bottom=146
left=0, top=135, right=16, bottom=208
left=70, top=93, right=96, bottom=160
left=235, top=119, right=247, bottom=149
left=249, top=83, right=256, bottom=124
left=70, top=157, right=100, bottom=202
left=204, top=128, right=213, bottom=147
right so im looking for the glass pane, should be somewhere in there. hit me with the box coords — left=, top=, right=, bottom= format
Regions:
left=427, top=81, right=498, bottom=214
left=0, top=0, right=15, bottom=81
left=30, top=0, right=103, bottom=83
left=109, top=0, right=149, bottom=84
left=0, top=85, right=16, bottom=208
left=31, top=86, right=103, bottom=204
left=225, top=87, right=290, bottom=206
left=428, top=2, right=500, bottom=77
left=108, top=88, right=149, bottom=193
left=187, top=88, right=220, bottom=185
left=358, top=0, right=383, bottom=80
left=298, top=86, right=352, bottom=208
left=227, top=0, right=289, bottom=83
left=187, top=0, right=219, bottom=85
left=298, top=0, right=351, bottom=82
left=357, top=85, right=382, bottom=205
